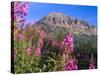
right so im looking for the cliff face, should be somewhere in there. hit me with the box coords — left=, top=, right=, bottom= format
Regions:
left=37, top=12, right=97, bottom=36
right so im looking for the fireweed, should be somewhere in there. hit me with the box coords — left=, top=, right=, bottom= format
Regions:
left=26, top=47, right=32, bottom=55
left=35, top=47, right=41, bottom=56
left=63, top=33, right=73, bottom=52
left=12, top=2, right=28, bottom=29
left=64, top=59, right=78, bottom=70
left=17, top=32, right=24, bottom=41
left=34, top=30, right=44, bottom=56
left=89, top=53, right=95, bottom=69
left=61, top=33, right=78, bottom=70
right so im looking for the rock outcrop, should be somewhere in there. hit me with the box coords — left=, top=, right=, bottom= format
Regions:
left=35, top=12, right=97, bottom=36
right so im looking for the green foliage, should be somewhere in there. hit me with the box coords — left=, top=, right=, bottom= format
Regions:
left=13, top=30, right=61, bottom=73
left=13, top=22, right=97, bottom=73
left=39, top=40, right=60, bottom=72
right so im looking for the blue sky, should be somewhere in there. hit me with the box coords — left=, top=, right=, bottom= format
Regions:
left=25, top=2, right=97, bottom=26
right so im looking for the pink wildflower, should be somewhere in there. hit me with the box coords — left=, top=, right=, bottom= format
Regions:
left=12, top=2, right=28, bottom=28
left=26, top=47, right=32, bottom=55
left=18, top=32, right=23, bottom=41
left=35, top=48, right=41, bottom=56
left=17, top=24, right=24, bottom=30
left=63, top=33, right=74, bottom=52
left=89, top=63, right=95, bottom=69
left=89, top=53, right=95, bottom=69
left=38, top=38, right=43, bottom=48
left=64, top=59, right=78, bottom=70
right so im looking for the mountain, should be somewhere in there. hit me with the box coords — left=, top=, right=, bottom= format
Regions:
left=34, top=12, right=97, bottom=36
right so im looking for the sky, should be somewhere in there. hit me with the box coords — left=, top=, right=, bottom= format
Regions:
left=25, top=2, right=97, bottom=26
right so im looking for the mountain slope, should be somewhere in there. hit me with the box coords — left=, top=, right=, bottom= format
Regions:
left=34, top=12, right=97, bottom=36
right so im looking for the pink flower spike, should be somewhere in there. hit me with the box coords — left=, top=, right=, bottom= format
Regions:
left=35, top=48, right=41, bottom=56
left=89, top=53, right=95, bottom=69
left=64, top=59, right=78, bottom=71
left=62, top=33, right=74, bottom=52
left=18, top=32, right=23, bottom=41
left=26, top=47, right=32, bottom=55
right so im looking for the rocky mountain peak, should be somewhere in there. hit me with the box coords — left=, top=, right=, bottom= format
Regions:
left=36, top=12, right=97, bottom=35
